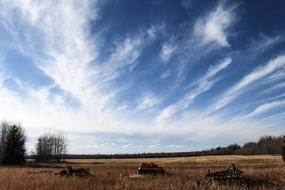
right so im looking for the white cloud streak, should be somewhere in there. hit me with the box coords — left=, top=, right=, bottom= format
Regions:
left=155, top=57, right=232, bottom=123
left=160, top=43, right=176, bottom=62
left=137, top=92, right=160, bottom=110
left=213, top=54, right=285, bottom=111
left=250, top=34, right=285, bottom=55
left=263, top=81, right=285, bottom=94
left=97, top=37, right=144, bottom=83
left=246, top=99, right=285, bottom=118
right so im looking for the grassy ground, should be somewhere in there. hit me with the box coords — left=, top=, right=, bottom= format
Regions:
left=0, top=155, right=284, bottom=190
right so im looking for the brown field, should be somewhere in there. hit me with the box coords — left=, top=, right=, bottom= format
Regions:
left=0, top=155, right=284, bottom=190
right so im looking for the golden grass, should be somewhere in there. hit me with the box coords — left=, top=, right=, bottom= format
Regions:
left=0, top=155, right=284, bottom=190
left=67, top=155, right=282, bottom=164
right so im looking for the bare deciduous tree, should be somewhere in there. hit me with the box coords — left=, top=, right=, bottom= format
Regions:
left=35, top=133, right=67, bottom=163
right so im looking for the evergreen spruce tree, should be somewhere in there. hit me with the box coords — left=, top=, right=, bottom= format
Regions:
left=4, top=124, right=26, bottom=165
left=0, top=122, right=9, bottom=163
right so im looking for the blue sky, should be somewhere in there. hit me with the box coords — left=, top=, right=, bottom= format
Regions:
left=0, top=0, right=285, bottom=154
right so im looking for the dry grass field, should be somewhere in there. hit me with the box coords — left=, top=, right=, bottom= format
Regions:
left=0, top=155, right=284, bottom=190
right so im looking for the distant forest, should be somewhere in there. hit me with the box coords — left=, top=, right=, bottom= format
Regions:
left=63, top=135, right=284, bottom=159
left=1, top=121, right=283, bottom=162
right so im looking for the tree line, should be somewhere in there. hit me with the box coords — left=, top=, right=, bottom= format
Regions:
left=1, top=121, right=67, bottom=165
left=1, top=121, right=285, bottom=164
left=207, top=136, right=284, bottom=156
left=61, top=135, right=285, bottom=160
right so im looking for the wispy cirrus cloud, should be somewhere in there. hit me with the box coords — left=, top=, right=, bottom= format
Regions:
left=156, top=57, right=232, bottom=123
left=0, top=0, right=168, bottom=148
left=263, top=81, right=285, bottom=94
left=166, top=4, right=236, bottom=89
left=97, top=36, right=144, bottom=84
left=249, top=34, right=285, bottom=55
left=213, top=54, right=285, bottom=112
left=0, top=0, right=146, bottom=136
left=147, top=23, right=166, bottom=40
left=195, top=57, right=232, bottom=85
left=137, top=92, right=161, bottom=110
left=160, top=43, right=176, bottom=63
left=194, top=3, right=235, bottom=47
left=0, top=0, right=103, bottom=109
left=246, top=99, right=285, bottom=118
